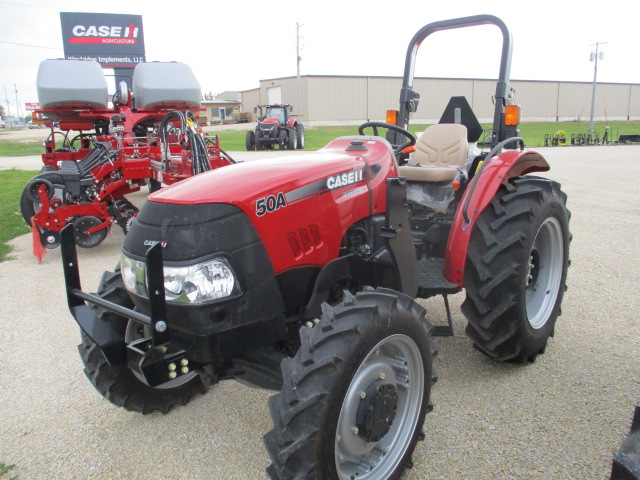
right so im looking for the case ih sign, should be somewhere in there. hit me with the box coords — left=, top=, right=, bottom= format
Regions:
left=60, top=12, right=145, bottom=67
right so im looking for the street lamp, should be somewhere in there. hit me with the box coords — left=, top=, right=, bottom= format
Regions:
left=589, top=42, right=606, bottom=133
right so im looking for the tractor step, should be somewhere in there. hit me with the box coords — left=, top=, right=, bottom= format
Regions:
left=416, top=257, right=460, bottom=297
left=416, top=258, right=460, bottom=337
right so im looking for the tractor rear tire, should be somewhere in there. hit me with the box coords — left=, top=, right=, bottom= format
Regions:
left=264, top=288, right=436, bottom=480
left=78, top=269, right=210, bottom=414
left=296, top=124, right=305, bottom=149
left=462, top=176, right=571, bottom=363
left=246, top=131, right=256, bottom=151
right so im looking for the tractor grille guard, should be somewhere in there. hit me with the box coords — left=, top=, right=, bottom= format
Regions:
left=60, top=224, right=181, bottom=383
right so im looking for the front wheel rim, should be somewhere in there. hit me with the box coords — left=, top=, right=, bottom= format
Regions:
left=335, top=334, right=424, bottom=479
left=526, top=217, right=564, bottom=329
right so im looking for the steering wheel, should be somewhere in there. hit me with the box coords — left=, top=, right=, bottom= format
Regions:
left=358, top=122, right=416, bottom=155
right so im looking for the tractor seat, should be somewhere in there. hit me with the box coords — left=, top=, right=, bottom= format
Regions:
left=398, top=124, right=468, bottom=182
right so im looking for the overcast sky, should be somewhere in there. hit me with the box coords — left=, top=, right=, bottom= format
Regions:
left=1, top=0, right=638, bottom=116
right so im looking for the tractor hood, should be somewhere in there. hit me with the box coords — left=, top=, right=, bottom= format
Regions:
left=150, top=137, right=397, bottom=209
left=144, top=136, right=398, bottom=272
left=260, top=117, right=280, bottom=126
left=152, top=151, right=360, bottom=206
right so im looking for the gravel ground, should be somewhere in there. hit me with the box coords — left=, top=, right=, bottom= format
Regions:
left=1, top=145, right=639, bottom=479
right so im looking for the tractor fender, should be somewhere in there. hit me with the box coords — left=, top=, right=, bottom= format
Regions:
left=443, top=150, right=550, bottom=286
left=287, top=118, right=297, bottom=129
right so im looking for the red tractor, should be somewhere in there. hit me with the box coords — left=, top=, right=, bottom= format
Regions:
left=246, top=103, right=305, bottom=150
left=59, top=15, right=570, bottom=479
left=20, top=60, right=234, bottom=250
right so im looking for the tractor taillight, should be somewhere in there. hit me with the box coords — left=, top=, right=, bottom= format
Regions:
left=386, top=110, right=398, bottom=125
left=505, top=105, right=520, bottom=126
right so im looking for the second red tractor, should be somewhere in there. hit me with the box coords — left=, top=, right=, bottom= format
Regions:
left=246, top=103, right=305, bottom=151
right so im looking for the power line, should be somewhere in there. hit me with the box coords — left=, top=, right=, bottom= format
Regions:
left=0, top=40, right=62, bottom=50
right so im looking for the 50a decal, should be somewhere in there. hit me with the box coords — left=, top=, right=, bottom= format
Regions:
left=256, top=192, right=287, bottom=216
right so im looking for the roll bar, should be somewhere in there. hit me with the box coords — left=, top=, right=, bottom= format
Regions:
left=397, top=15, right=514, bottom=148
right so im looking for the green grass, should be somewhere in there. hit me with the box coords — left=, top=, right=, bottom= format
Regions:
left=0, top=142, right=43, bottom=157
left=210, top=121, right=640, bottom=151
left=0, top=169, right=38, bottom=262
left=516, top=121, right=639, bottom=146
left=0, top=462, right=18, bottom=479
left=1, top=121, right=639, bottom=156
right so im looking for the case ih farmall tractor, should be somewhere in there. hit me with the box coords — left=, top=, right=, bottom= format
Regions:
left=21, top=60, right=234, bottom=250
left=59, top=15, right=570, bottom=479
left=246, top=103, right=305, bottom=150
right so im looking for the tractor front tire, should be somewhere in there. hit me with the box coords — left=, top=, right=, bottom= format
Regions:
left=287, top=129, right=297, bottom=150
left=78, top=269, right=210, bottom=414
left=278, top=130, right=288, bottom=150
left=246, top=131, right=256, bottom=151
left=462, top=176, right=571, bottom=363
left=264, top=288, right=436, bottom=480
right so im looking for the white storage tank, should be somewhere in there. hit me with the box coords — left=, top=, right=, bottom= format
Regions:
left=132, top=62, right=201, bottom=109
left=37, top=59, right=109, bottom=109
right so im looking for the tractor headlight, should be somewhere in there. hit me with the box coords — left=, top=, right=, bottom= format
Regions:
left=163, top=258, right=239, bottom=304
left=121, top=255, right=146, bottom=297
left=120, top=254, right=241, bottom=305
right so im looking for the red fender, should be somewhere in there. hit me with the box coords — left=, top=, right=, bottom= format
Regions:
left=443, top=150, right=550, bottom=286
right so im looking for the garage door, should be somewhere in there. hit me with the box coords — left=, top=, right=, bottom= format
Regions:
left=267, top=86, right=281, bottom=105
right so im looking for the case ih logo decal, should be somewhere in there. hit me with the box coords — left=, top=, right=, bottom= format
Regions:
left=70, top=24, right=140, bottom=45
left=143, top=240, right=168, bottom=248
left=255, top=167, right=376, bottom=217
left=326, top=169, right=364, bottom=190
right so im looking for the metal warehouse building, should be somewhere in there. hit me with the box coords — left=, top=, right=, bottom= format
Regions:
left=239, top=75, right=640, bottom=126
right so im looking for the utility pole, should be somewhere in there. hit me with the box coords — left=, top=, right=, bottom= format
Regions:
left=589, top=42, right=606, bottom=133
left=296, top=22, right=303, bottom=116
left=14, top=84, right=23, bottom=123
left=4, top=85, right=12, bottom=127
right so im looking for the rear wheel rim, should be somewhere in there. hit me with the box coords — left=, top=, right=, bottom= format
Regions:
left=335, top=334, right=424, bottom=479
left=526, top=217, right=564, bottom=329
